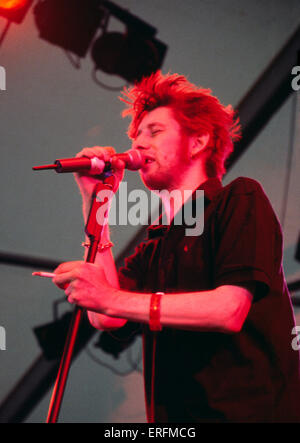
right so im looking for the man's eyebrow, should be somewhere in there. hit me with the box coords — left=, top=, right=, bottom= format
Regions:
left=148, top=122, right=165, bottom=128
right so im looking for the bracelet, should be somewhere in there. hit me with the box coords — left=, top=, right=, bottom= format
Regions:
left=149, top=292, right=164, bottom=332
left=81, top=241, right=114, bottom=252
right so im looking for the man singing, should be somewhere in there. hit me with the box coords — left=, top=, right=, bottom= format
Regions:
left=53, top=71, right=300, bottom=423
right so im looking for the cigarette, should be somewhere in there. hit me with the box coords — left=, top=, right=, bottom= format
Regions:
left=32, top=271, right=55, bottom=278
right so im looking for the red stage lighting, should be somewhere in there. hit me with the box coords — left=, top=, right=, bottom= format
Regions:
left=0, top=0, right=27, bottom=8
left=0, top=0, right=33, bottom=23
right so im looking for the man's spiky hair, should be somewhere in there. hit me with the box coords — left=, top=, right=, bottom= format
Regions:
left=120, top=71, right=241, bottom=178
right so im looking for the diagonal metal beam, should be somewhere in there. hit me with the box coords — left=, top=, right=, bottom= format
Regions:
left=229, top=25, right=300, bottom=166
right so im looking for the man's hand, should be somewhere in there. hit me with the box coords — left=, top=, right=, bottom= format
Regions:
left=74, top=146, right=125, bottom=201
left=52, top=261, right=118, bottom=314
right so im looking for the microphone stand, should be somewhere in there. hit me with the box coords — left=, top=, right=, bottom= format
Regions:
left=46, top=173, right=116, bottom=423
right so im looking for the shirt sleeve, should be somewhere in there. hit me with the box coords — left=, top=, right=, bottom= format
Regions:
left=118, top=242, right=146, bottom=291
left=213, top=178, right=283, bottom=300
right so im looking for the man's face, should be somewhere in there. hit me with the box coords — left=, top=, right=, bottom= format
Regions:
left=132, top=106, right=194, bottom=191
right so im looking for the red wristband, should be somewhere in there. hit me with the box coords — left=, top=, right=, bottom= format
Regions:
left=149, top=292, right=164, bottom=331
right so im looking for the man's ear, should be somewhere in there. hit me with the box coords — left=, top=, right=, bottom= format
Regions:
left=190, top=133, right=210, bottom=158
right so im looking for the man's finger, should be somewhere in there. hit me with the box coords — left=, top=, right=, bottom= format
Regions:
left=52, top=271, right=73, bottom=289
left=54, top=261, right=83, bottom=274
left=111, top=157, right=125, bottom=170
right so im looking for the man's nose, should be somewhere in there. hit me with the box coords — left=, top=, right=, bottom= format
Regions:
left=132, top=135, right=151, bottom=151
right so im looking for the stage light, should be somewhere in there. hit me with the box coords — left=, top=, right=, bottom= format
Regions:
left=0, top=0, right=33, bottom=23
left=33, top=0, right=104, bottom=58
left=91, top=30, right=167, bottom=83
left=0, top=0, right=27, bottom=8
left=91, top=1, right=167, bottom=83
left=32, top=0, right=167, bottom=81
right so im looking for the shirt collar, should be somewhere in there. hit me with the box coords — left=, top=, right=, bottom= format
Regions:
left=196, top=176, right=223, bottom=201
left=147, top=177, right=223, bottom=238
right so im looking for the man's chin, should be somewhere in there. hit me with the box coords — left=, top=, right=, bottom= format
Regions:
left=140, top=170, right=169, bottom=191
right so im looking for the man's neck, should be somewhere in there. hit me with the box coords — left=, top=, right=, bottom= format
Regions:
left=160, top=170, right=208, bottom=224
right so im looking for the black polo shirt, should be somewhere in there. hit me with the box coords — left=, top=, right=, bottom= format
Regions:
left=118, top=177, right=300, bottom=423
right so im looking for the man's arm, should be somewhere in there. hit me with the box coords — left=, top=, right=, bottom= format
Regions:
left=84, top=222, right=129, bottom=330
left=103, top=283, right=254, bottom=333
left=85, top=245, right=127, bottom=331
left=72, top=145, right=128, bottom=331
left=79, top=219, right=253, bottom=334
left=53, top=261, right=254, bottom=334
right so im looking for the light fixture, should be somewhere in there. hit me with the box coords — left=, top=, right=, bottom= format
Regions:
left=91, top=30, right=167, bottom=83
left=33, top=0, right=104, bottom=58
left=91, top=1, right=167, bottom=82
left=32, top=0, right=167, bottom=82
left=0, top=0, right=33, bottom=24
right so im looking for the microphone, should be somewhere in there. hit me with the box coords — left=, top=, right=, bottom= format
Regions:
left=32, top=150, right=145, bottom=174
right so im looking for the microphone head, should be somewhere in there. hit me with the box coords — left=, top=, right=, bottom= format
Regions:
left=112, top=150, right=145, bottom=171
left=124, top=150, right=145, bottom=170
